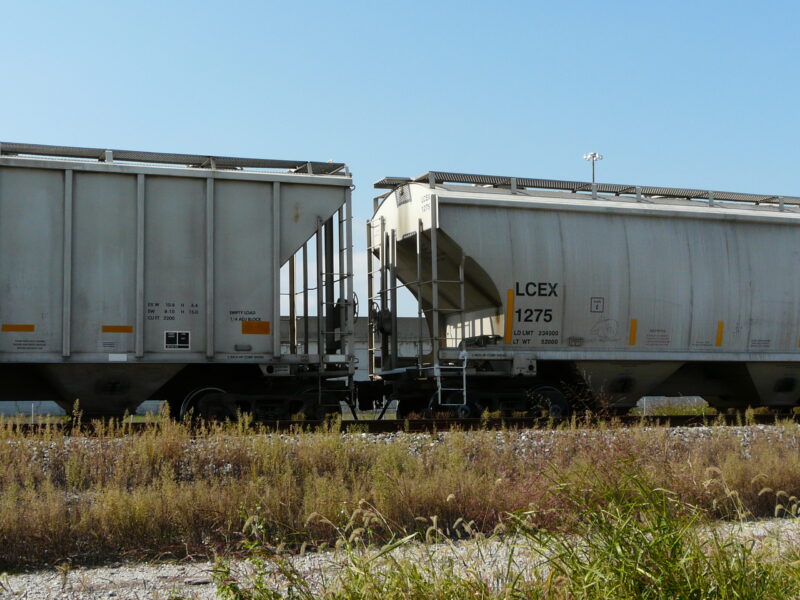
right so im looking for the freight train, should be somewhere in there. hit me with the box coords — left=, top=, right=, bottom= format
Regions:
left=2, top=142, right=799, bottom=419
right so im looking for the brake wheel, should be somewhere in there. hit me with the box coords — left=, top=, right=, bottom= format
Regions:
left=526, top=384, right=570, bottom=418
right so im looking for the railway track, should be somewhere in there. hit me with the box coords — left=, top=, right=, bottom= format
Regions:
left=5, top=413, right=799, bottom=435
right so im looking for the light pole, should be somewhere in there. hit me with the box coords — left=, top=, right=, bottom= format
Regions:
left=583, top=152, right=603, bottom=184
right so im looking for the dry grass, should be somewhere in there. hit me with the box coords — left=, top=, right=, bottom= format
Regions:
left=2, top=414, right=800, bottom=570
left=216, top=473, right=800, bottom=600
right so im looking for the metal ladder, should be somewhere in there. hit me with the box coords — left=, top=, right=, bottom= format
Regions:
left=366, top=205, right=470, bottom=410
left=285, top=213, right=355, bottom=416
left=366, top=218, right=386, bottom=376
left=432, top=350, right=468, bottom=407
left=419, top=205, right=469, bottom=409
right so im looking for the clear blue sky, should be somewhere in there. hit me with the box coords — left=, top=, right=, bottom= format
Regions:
left=2, top=0, right=799, bottom=264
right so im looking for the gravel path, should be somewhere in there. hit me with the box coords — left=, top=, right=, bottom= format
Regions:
left=5, top=517, right=800, bottom=599
left=1, top=561, right=220, bottom=599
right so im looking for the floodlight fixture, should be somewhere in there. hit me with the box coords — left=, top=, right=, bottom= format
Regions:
left=583, top=152, right=603, bottom=184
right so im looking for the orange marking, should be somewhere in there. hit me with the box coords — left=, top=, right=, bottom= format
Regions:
left=628, top=319, right=638, bottom=345
left=504, top=289, right=514, bottom=344
left=2, top=324, right=35, bottom=332
left=102, top=325, right=133, bottom=333
left=242, top=320, right=270, bottom=335
left=715, top=321, right=724, bottom=347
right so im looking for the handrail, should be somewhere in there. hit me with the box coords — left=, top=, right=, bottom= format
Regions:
left=375, top=171, right=799, bottom=207
left=0, top=141, right=348, bottom=175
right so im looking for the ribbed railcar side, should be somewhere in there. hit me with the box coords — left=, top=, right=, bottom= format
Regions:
left=0, top=144, right=353, bottom=417
left=369, top=178, right=800, bottom=413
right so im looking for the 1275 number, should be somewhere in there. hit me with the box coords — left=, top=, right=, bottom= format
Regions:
left=515, top=308, right=553, bottom=323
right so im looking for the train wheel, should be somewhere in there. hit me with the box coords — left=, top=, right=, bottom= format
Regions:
left=606, top=406, right=632, bottom=417
left=527, top=384, right=571, bottom=419
left=423, top=392, right=451, bottom=419
left=180, top=386, right=235, bottom=422
left=396, top=398, right=426, bottom=419
left=450, top=392, right=483, bottom=419
left=296, top=388, right=321, bottom=420
left=456, top=403, right=472, bottom=418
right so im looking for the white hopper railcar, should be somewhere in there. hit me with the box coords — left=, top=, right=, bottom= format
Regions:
left=0, top=142, right=356, bottom=419
left=368, top=171, right=800, bottom=417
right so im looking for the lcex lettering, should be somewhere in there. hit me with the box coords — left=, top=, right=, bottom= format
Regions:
left=515, top=282, right=558, bottom=297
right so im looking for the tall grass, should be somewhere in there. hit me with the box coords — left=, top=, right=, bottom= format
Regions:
left=214, top=470, right=800, bottom=599
left=2, top=414, right=800, bottom=569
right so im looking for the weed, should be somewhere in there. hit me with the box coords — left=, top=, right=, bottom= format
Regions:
left=217, top=470, right=800, bottom=599
left=2, top=414, right=800, bottom=572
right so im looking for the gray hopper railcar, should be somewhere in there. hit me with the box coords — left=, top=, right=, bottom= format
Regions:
left=0, top=142, right=356, bottom=420
left=367, top=172, right=800, bottom=417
